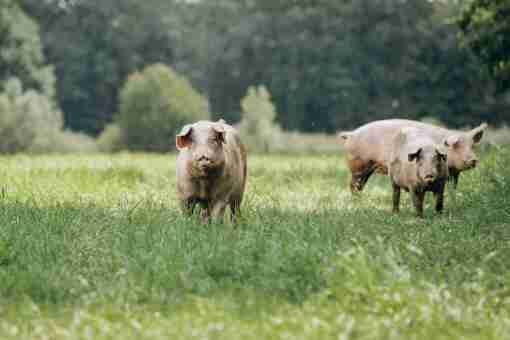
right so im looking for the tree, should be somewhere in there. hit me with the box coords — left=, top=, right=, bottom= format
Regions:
left=20, top=0, right=187, bottom=135
left=20, top=0, right=509, bottom=134
left=0, top=78, right=62, bottom=153
left=458, top=0, right=510, bottom=92
left=118, top=64, right=209, bottom=152
left=238, top=85, right=282, bottom=152
left=0, top=77, right=98, bottom=153
left=0, top=0, right=56, bottom=97
left=197, top=0, right=501, bottom=130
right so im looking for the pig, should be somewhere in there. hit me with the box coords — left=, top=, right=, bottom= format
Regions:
left=176, top=119, right=247, bottom=223
left=338, top=119, right=487, bottom=193
left=388, top=127, right=449, bottom=217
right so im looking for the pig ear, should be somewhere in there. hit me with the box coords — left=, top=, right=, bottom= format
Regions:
left=470, top=123, right=487, bottom=144
left=176, top=125, right=193, bottom=150
left=408, top=148, right=422, bottom=162
left=444, top=135, right=460, bottom=148
left=337, top=131, right=351, bottom=141
left=212, top=125, right=226, bottom=144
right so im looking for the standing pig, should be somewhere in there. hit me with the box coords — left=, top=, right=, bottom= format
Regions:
left=176, top=119, right=247, bottom=223
left=388, top=128, right=449, bottom=218
left=338, top=119, right=487, bottom=193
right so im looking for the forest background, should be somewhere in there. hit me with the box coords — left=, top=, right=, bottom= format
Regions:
left=1, top=0, right=509, bottom=152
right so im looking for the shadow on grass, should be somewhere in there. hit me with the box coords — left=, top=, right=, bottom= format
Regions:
left=0, top=174, right=509, bottom=306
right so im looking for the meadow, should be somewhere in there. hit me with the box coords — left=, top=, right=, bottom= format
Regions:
left=0, top=148, right=509, bottom=339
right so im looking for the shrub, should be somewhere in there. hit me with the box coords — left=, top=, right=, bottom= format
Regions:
left=118, top=63, right=210, bottom=152
left=0, top=78, right=97, bottom=154
left=238, top=85, right=283, bottom=152
left=0, top=78, right=62, bottom=153
left=47, top=130, right=98, bottom=154
left=97, top=123, right=125, bottom=152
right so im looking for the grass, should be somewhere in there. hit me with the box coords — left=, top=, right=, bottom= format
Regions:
left=0, top=149, right=509, bottom=339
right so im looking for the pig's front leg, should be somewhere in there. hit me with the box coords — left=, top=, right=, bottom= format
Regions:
left=412, top=189, right=425, bottom=218
left=209, top=200, right=228, bottom=223
left=434, top=181, right=445, bottom=214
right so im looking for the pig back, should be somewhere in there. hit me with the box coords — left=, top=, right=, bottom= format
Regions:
left=346, top=120, right=415, bottom=168
left=346, top=119, right=452, bottom=164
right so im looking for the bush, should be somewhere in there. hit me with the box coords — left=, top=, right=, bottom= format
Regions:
left=0, top=78, right=97, bottom=154
left=238, top=85, right=283, bottom=152
left=118, top=63, right=210, bottom=152
left=47, top=130, right=99, bottom=154
left=97, top=123, right=125, bottom=152
left=0, top=78, right=61, bottom=153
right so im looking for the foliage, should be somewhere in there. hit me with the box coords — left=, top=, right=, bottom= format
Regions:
left=0, top=78, right=96, bottom=154
left=20, top=0, right=188, bottom=134
left=186, top=0, right=504, bottom=130
left=96, top=123, right=125, bottom=152
left=238, top=85, right=283, bottom=152
left=16, top=0, right=510, bottom=137
left=0, top=78, right=62, bottom=153
left=0, top=0, right=96, bottom=154
left=458, top=0, right=510, bottom=92
left=0, top=148, right=509, bottom=338
left=117, top=63, right=209, bottom=152
left=48, top=129, right=98, bottom=153
left=0, top=0, right=56, bottom=98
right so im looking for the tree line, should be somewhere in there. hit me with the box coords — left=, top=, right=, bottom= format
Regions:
left=2, top=0, right=509, bottom=142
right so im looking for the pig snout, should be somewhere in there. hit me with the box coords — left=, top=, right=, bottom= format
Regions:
left=423, top=174, right=436, bottom=184
left=198, top=156, right=212, bottom=170
left=194, top=154, right=214, bottom=171
left=192, top=148, right=224, bottom=177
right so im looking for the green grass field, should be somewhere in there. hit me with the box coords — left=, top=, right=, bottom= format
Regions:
left=0, top=149, right=509, bottom=339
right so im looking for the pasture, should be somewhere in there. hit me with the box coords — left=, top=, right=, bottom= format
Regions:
left=0, top=149, right=509, bottom=339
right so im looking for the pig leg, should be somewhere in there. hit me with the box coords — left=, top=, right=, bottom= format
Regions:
left=198, top=200, right=211, bottom=224
left=181, top=198, right=199, bottom=216
left=181, top=198, right=211, bottom=223
left=392, top=183, right=401, bottom=213
left=210, top=200, right=228, bottom=223
left=229, top=198, right=242, bottom=224
left=434, top=182, right=445, bottom=214
left=349, top=159, right=376, bottom=193
left=449, top=169, right=460, bottom=189
left=447, top=169, right=458, bottom=206
left=411, top=189, right=425, bottom=218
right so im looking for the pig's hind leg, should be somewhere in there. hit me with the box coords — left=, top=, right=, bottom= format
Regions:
left=392, top=182, right=401, bottom=213
left=349, top=158, right=377, bottom=194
